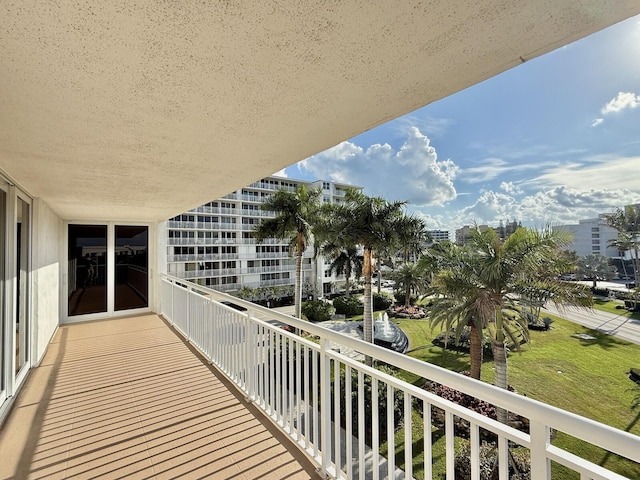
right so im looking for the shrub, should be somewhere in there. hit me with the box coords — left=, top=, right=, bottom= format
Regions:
left=454, top=442, right=531, bottom=479
left=332, top=364, right=404, bottom=444
left=393, top=290, right=417, bottom=305
left=333, top=295, right=364, bottom=316
left=373, top=291, right=394, bottom=310
left=301, top=300, right=335, bottom=322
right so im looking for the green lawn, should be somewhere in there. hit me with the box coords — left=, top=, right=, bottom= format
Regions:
left=592, top=297, right=640, bottom=320
left=387, top=315, right=640, bottom=479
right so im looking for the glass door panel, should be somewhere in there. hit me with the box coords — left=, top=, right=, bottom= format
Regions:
left=0, top=190, right=4, bottom=398
left=15, top=198, right=29, bottom=375
left=68, top=225, right=108, bottom=316
left=114, top=226, right=148, bottom=311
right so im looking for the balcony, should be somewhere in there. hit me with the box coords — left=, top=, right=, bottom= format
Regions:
left=0, top=313, right=318, bottom=480
left=2, top=275, right=639, bottom=479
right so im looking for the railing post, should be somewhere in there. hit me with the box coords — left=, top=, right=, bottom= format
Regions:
left=245, top=311, right=256, bottom=401
left=318, top=337, right=332, bottom=479
left=186, top=284, right=192, bottom=341
left=529, top=419, right=551, bottom=480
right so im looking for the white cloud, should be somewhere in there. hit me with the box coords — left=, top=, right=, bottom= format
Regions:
left=526, top=155, right=640, bottom=191
left=590, top=118, right=603, bottom=127
left=297, top=127, right=458, bottom=207
left=271, top=168, right=288, bottom=178
left=601, top=92, right=640, bottom=114
left=420, top=185, right=640, bottom=235
left=500, top=181, right=523, bottom=195
left=460, top=156, right=555, bottom=184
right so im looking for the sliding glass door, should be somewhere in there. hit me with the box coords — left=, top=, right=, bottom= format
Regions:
left=15, top=197, right=30, bottom=376
left=0, top=183, right=32, bottom=406
left=67, top=224, right=149, bottom=319
left=68, top=225, right=108, bottom=316
left=115, top=226, right=148, bottom=311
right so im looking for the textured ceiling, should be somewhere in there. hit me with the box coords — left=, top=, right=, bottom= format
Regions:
left=1, top=1, right=639, bottom=222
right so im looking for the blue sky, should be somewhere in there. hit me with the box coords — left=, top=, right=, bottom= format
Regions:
left=277, top=14, right=640, bottom=235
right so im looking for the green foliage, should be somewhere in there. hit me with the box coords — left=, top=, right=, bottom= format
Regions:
left=301, top=299, right=335, bottom=322
left=391, top=261, right=430, bottom=307
left=576, top=254, right=618, bottom=284
left=395, top=315, right=640, bottom=478
left=333, top=295, right=364, bottom=316
left=332, top=364, right=404, bottom=444
left=394, top=290, right=417, bottom=305
left=455, top=443, right=530, bottom=479
left=373, top=291, right=394, bottom=310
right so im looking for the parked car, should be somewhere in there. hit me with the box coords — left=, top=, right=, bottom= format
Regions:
left=220, top=300, right=248, bottom=311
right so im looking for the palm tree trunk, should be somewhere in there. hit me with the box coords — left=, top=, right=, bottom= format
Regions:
left=363, top=247, right=374, bottom=366
left=492, top=340, right=509, bottom=423
left=493, top=306, right=508, bottom=423
left=345, top=264, right=351, bottom=297
left=294, top=233, right=303, bottom=319
left=469, top=322, right=483, bottom=380
left=633, top=242, right=639, bottom=309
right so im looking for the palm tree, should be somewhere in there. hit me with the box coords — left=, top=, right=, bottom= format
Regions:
left=605, top=205, right=640, bottom=284
left=323, top=243, right=363, bottom=297
left=392, top=262, right=429, bottom=307
left=253, top=185, right=321, bottom=319
left=428, top=226, right=592, bottom=421
left=576, top=254, right=618, bottom=288
left=608, top=232, right=635, bottom=280
left=394, top=214, right=430, bottom=263
left=329, top=190, right=406, bottom=363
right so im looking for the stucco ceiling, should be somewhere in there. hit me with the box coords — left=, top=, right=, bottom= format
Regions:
left=1, top=1, right=639, bottom=222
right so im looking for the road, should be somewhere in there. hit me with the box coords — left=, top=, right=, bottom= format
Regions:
left=543, top=303, right=640, bottom=346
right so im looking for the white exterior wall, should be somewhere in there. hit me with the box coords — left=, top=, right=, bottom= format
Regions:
left=31, top=198, right=63, bottom=365
left=556, top=216, right=620, bottom=258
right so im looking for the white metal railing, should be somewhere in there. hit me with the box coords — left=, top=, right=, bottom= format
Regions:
left=160, top=274, right=640, bottom=480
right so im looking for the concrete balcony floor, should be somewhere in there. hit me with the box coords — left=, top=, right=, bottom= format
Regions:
left=0, top=314, right=319, bottom=480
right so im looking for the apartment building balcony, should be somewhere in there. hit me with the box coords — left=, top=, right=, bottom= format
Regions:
left=5, top=277, right=637, bottom=480
left=168, top=254, right=243, bottom=263
left=4, top=2, right=640, bottom=479
left=0, top=313, right=318, bottom=480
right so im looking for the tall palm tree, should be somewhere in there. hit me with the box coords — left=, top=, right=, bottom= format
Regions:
left=428, top=226, right=592, bottom=421
left=394, top=214, right=430, bottom=263
left=253, top=185, right=321, bottom=319
left=576, top=254, right=618, bottom=288
left=323, top=243, right=363, bottom=297
left=329, top=190, right=406, bottom=363
left=605, top=205, right=640, bottom=284
left=608, top=232, right=635, bottom=280
left=392, top=262, right=429, bottom=307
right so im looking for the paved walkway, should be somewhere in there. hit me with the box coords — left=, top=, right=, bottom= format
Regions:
left=0, top=314, right=319, bottom=480
left=543, top=303, right=640, bottom=345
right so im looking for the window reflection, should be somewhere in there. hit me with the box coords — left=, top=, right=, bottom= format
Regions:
left=68, top=225, right=108, bottom=316
left=115, top=226, right=148, bottom=311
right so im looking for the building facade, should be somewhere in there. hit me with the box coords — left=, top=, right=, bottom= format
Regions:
left=165, top=176, right=357, bottom=297
left=427, top=229, right=451, bottom=242
left=554, top=215, right=621, bottom=258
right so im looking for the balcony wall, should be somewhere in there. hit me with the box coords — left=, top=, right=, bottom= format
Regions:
left=31, top=198, right=63, bottom=368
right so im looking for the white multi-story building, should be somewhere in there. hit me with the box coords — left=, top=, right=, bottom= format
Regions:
left=427, top=229, right=451, bottom=242
left=555, top=215, right=620, bottom=258
left=165, top=176, right=357, bottom=296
